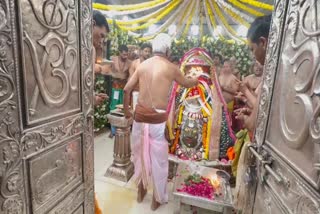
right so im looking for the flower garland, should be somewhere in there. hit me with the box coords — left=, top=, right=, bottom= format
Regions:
left=97, top=0, right=272, bottom=41
left=216, top=0, right=254, bottom=23
left=95, top=0, right=171, bottom=16
left=182, top=1, right=196, bottom=37
left=102, top=0, right=172, bottom=26
left=210, top=0, right=245, bottom=43
left=218, top=3, right=250, bottom=28
left=138, top=0, right=187, bottom=41
left=238, top=0, right=274, bottom=11
left=93, top=0, right=168, bottom=11
left=94, top=75, right=110, bottom=131
left=228, top=0, right=264, bottom=17
left=118, top=0, right=181, bottom=31
left=170, top=37, right=252, bottom=76
left=200, top=13, right=204, bottom=39
left=176, top=0, right=195, bottom=38
left=203, top=0, right=218, bottom=39
left=206, top=116, right=212, bottom=159
left=205, top=0, right=224, bottom=39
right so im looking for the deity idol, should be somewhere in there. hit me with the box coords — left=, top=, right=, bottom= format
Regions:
left=166, top=48, right=235, bottom=161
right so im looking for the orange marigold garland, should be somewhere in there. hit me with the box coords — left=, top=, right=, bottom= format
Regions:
left=170, top=105, right=184, bottom=153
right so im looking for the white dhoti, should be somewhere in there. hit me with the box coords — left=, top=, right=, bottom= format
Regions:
left=131, top=120, right=169, bottom=204
left=132, top=91, right=139, bottom=110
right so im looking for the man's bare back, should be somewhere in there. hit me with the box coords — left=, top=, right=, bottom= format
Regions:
left=138, top=56, right=197, bottom=110
left=219, top=73, right=240, bottom=103
left=124, top=55, right=198, bottom=116
left=129, top=58, right=142, bottom=91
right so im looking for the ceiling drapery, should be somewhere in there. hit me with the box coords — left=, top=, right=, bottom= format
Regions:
left=93, top=0, right=273, bottom=42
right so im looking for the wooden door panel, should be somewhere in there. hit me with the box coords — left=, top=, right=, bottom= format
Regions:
left=0, top=0, right=94, bottom=213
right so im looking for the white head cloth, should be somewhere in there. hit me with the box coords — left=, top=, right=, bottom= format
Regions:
left=152, top=33, right=172, bottom=54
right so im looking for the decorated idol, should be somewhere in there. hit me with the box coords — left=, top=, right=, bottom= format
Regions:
left=166, top=48, right=235, bottom=161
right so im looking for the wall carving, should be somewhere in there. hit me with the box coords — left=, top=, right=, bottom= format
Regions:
left=253, top=0, right=320, bottom=213
left=261, top=149, right=320, bottom=214
left=0, top=0, right=94, bottom=213
left=21, top=0, right=81, bottom=125
left=254, top=0, right=287, bottom=146
left=279, top=0, right=320, bottom=149
left=0, top=0, right=25, bottom=213
left=80, top=0, right=95, bottom=213
left=29, top=139, right=82, bottom=211
left=21, top=115, right=84, bottom=155
left=47, top=185, right=84, bottom=214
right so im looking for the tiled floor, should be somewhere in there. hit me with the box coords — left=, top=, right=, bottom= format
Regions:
left=94, top=130, right=227, bottom=214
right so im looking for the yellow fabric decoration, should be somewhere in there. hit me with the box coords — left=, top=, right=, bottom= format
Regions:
left=118, top=0, right=181, bottom=31
left=93, top=0, right=167, bottom=11
left=231, top=129, right=250, bottom=176
left=212, top=1, right=246, bottom=43
left=223, top=7, right=250, bottom=28
left=227, top=100, right=235, bottom=114
left=228, top=0, right=264, bottom=16
left=206, top=0, right=224, bottom=40
left=117, top=0, right=179, bottom=26
left=206, top=117, right=212, bottom=159
left=238, top=0, right=274, bottom=11
left=182, top=2, right=196, bottom=37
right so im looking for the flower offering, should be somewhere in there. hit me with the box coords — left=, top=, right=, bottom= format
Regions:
left=177, top=173, right=220, bottom=200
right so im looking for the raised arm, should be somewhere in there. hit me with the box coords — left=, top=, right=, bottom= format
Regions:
left=123, top=70, right=139, bottom=118
left=173, top=66, right=198, bottom=88
left=129, top=60, right=136, bottom=79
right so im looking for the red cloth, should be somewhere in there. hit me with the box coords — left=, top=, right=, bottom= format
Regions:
left=134, top=104, right=168, bottom=124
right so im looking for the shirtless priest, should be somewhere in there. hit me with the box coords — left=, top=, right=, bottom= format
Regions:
left=219, top=59, right=240, bottom=114
left=123, top=33, right=198, bottom=211
left=129, top=43, right=153, bottom=110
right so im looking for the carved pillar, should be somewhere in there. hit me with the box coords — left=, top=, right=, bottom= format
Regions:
left=105, top=114, right=134, bottom=182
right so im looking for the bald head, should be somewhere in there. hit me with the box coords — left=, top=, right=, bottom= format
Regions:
left=152, top=33, right=172, bottom=54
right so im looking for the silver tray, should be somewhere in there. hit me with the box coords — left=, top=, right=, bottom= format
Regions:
left=173, top=162, right=233, bottom=212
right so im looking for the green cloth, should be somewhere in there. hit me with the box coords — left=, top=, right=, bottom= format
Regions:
left=109, top=88, right=124, bottom=111
left=232, top=129, right=250, bottom=177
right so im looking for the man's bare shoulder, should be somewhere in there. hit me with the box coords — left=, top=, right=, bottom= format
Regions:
left=246, top=74, right=255, bottom=78
left=231, top=73, right=239, bottom=80
left=111, top=56, right=117, bottom=61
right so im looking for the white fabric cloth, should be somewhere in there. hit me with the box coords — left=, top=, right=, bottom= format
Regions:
left=131, top=121, right=169, bottom=204
left=132, top=91, right=139, bottom=111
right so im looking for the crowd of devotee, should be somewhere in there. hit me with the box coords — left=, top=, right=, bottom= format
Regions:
left=91, top=10, right=270, bottom=212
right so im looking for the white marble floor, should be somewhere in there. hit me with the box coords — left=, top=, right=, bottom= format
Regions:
left=94, top=130, right=223, bottom=214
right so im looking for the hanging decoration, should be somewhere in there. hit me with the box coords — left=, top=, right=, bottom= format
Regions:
left=93, top=0, right=274, bottom=42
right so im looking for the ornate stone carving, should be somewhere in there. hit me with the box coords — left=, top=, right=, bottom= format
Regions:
left=21, top=0, right=81, bottom=124
left=260, top=149, right=320, bottom=214
left=254, top=0, right=287, bottom=146
left=295, top=196, right=319, bottom=214
left=21, top=115, right=84, bottom=154
left=79, top=0, right=94, bottom=212
left=29, top=139, right=82, bottom=210
left=47, top=185, right=84, bottom=214
left=1, top=0, right=94, bottom=212
left=0, top=0, right=25, bottom=213
left=277, top=0, right=320, bottom=149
